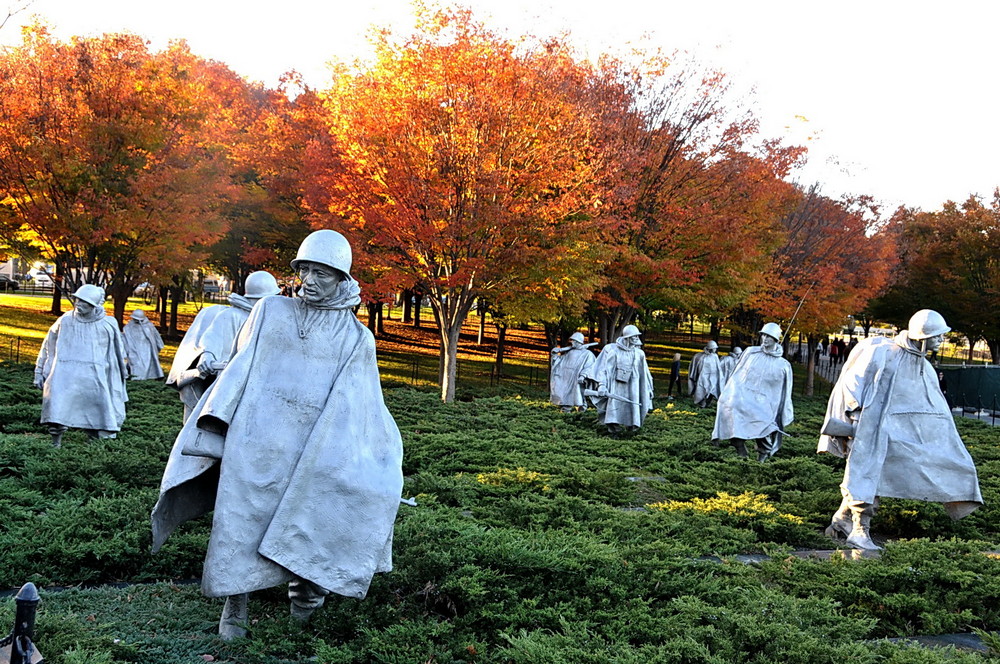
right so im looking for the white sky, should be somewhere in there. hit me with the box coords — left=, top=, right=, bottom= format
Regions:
left=3, top=0, right=998, bottom=214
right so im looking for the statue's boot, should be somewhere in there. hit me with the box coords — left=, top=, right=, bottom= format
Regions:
left=732, top=439, right=748, bottom=459
left=824, top=498, right=852, bottom=539
left=289, top=578, right=328, bottom=623
left=845, top=505, right=881, bottom=550
left=218, top=593, right=249, bottom=641
left=48, top=425, right=66, bottom=448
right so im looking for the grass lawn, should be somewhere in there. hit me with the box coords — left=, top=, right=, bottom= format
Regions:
left=2, top=301, right=999, bottom=663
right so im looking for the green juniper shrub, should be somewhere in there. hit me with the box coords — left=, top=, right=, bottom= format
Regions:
left=3, top=357, right=1000, bottom=663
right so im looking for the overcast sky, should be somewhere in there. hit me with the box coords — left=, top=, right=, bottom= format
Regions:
left=3, top=0, right=998, bottom=214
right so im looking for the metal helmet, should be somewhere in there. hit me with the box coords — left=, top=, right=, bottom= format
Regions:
left=290, top=229, right=353, bottom=278
left=130, top=309, right=147, bottom=320
left=732, top=346, right=743, bottom=357
left=760, top=322, right=782, bottom=341
left=621, top=324, right=641, bottom=339
left=72, top=284, right=105, bottom=307
left=244, top=270, right=280, bottom=299
left=569, top=332, right=585, bottom=344
left=908, top=309, right=950, bottom=339
left=705, top=340, right=719, bottom=350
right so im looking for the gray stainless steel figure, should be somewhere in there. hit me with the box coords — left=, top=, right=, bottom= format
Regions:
left=712, top=324, right=792, bottom=461
left=123, top=309, right=164, bottom=380
left=152, top=230, right=404, bottom=639
left=165, top=271, right=280, bottom=422
left=587, top=325, right=654, bottom=434
left=33, top=284, right=128, bottom=446
left=688, top=340, right=722, bottom=408
left=817, top=309, right=982, bottom=550
left=550, top=332, right=597, bottom=412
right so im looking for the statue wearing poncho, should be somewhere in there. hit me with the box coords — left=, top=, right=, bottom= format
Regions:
left=712, top=326, right=792, bottom=461
left=123, top=309, right=164, bottom=380
left=817, top=309, right=982, bottom=550
left=34, top=285, right=128, bottom=445
left=587, top=325, right=653, bottom=432
left=688, top=341, right=722, bottom=408
left=550, top=332, right=596, bottom=412
left=165, top=271, right=280, bottom=422
left=152, top=231, right=403, bottom=639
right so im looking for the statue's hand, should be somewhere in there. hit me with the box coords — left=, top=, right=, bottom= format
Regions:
left=597, top=386, right=608, bottom=398
left=197, top=353, right=218, bottom=376
left=33, top=377, right=44, bottom=390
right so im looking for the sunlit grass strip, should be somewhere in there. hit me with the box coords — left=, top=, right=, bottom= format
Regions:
left=476, top=467, right=552, bottom=492
left=647, top=491, right=805, bottom=525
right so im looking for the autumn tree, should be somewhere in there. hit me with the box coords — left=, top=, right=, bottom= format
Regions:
left=315, top=6, right=603, bottom=402
left=0, top=24, right=242, bottom=323
left=584, top=54, right=804, bottom=342
left=748, top=184, right=897, bottom=394
left=872, top=194, right=1000, bottom=363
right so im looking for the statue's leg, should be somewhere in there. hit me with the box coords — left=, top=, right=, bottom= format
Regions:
left=289, top=577, right=329, bottom=623
left=756, top=432, right=779, bottom=462
left=824, top=492, right=852, bottom=539
left=218, top=593, right=249, bottom=640
left=48, top=424, right=67, bottom=448
left=845, top=500, right=881, bottom=550
left=731, top=439, right=748, bottom=458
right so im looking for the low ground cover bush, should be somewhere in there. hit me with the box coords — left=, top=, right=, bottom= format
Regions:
left=2, top=360, right=1000, bottom=662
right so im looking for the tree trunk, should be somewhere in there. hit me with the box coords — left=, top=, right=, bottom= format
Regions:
left=110, top=284, right=131, bottom=328
left=598, top=312, right=610, bottom=346
left=967, top=339, right=976, bottom=363
left=158, top=286, right=169, bottom=333
left=402, top=289, right=413, bottom=324
left=413, top=294, right=422, bottom=328
left=376, top=303, right=385, bottom=335
left=710, top=319, right=721, bottom=342
left=988, top=338, right=1000, bottom=366
left=431, top=290, right=475, bottom=403
left=805, top=336, right=818, bottom=396
left=169, top=286, right=182, bottom=337
left=50, top=262, right=64, bottom=315
left=366, top=302, right=378, bottom=334
left=494, top=322, right=507, bottom=378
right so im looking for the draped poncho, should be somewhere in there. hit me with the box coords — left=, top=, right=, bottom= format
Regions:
left=123, top=310, right=164, bottom=380
left=712, top=345, right=793, bottom=446
left=34, top=308, right=128, bottom=431
left=587, top=338, right=654, bottom=427
left=550, top=347, right=596, bottom=408
left=688, top=351, right=722, bottom=405
left=152, top=283, right=404, bottom=600
left=817, top=333, right=982, bottom=518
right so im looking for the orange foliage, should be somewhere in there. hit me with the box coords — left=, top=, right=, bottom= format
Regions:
left=0, top=23, right=246, bottom=321
left=750, top=185, right=897, bottom=336
left=310, top=6, right=604, bottom=401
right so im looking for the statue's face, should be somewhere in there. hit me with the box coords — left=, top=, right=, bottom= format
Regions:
left=706, top=345, right=717, bottom=354
left=926, top=333, right=945, bottom=352
left=570, top=340, right=582, bottom=349
left=74, top=299, right=95, bottom=316
left=761, top=334, right=778, bottom=350
left=298, top=261, right=342, bottom=303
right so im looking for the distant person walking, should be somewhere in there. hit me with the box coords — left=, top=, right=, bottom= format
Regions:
left=667, top=352, right=682, bottom=399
